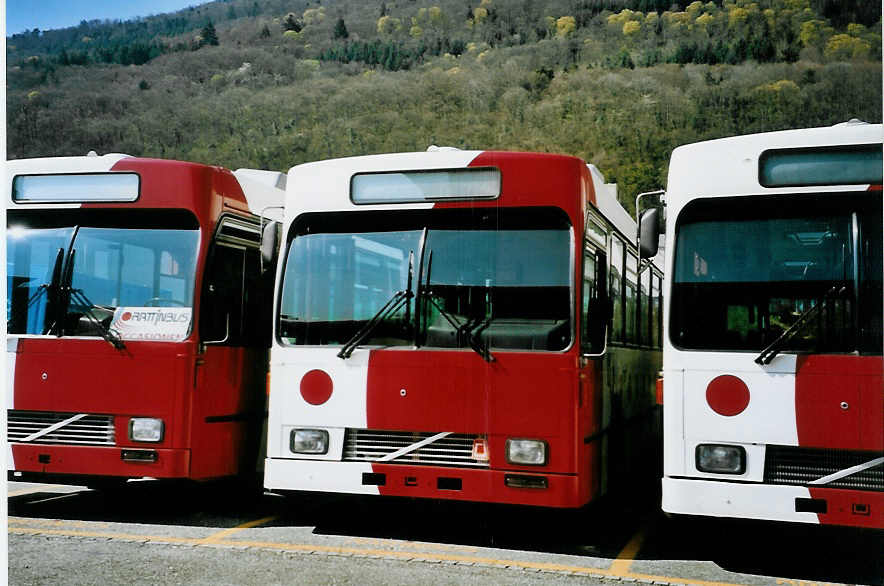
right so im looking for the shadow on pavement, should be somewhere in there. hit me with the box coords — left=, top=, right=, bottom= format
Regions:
left=640, top=514, right=884, bottom=585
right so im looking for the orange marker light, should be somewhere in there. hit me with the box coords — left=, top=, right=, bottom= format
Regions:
left=471, top=438, right=489, bottom=462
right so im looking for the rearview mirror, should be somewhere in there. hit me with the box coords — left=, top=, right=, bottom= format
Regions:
left=639, top=208, right=660, bottom=260
left=260, top=222, right=280, bottom=274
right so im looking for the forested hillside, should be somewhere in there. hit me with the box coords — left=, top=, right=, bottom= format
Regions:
left=7, top=0, right=882, bottom=210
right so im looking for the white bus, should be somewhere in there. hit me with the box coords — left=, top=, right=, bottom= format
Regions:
left=644, top=121, right=882, bottom=528
left=264, top=149, right=664, bottom=507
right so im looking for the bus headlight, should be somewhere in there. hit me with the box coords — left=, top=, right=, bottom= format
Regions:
left=290, top=429, right=329, bottom=455
left=129, top=418, right=164, bottom=443
left=505, top=438, right=548, bottom=466
left=696, top=444, right=745, bottom=474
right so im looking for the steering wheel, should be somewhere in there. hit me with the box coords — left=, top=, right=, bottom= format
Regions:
left=143, top=297, right=188, bottom=307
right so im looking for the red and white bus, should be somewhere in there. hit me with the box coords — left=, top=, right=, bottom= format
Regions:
left=264, top=149, right=663, bottom=507
left=6, top=154, right=284, bottom=486
left=651, top=121, right=883, bottom=528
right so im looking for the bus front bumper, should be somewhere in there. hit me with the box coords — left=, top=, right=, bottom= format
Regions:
left=8, top=443, right=190, bottom=480
left=662, top=476, right=883, bottom=529
left=264, top=458, right=588, bottom=508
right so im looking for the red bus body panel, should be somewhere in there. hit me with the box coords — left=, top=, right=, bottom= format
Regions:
left=365, top=350, right=598, bottom=506
left=795, top=355, right=883, bottom=452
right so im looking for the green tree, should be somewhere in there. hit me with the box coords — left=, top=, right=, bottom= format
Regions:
left=334, top=18, right=349, bottom=40
left=824, top=34, right=871, bottom=60
left=200, top=22, right=219, bottom=46
left=283, top=13, right=303, bottom=32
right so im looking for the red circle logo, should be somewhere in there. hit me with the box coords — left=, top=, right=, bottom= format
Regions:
left=706, top=375, right=750, bottom=416
left=300, top=369, right=333, bottom=405
left=121, top=312, right=132, bottom=321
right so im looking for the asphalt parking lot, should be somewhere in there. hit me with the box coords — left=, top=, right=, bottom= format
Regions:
left=8, top=480, right=883, bottom=586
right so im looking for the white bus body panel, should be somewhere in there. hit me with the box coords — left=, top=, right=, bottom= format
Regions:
left=682, top=353, right=798, bottom=450
left=663, top=478, right=817, bottom=524
left=264, top=346, right=379, bottom=494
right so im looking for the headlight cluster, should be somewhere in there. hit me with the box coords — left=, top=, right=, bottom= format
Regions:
left=695, top=444, right=745, bottom=474
left=290, top=429, right=329, bottom=454
left=129, top=418, right=164, bottom=443
left=505, top=438, right=548, bottom=466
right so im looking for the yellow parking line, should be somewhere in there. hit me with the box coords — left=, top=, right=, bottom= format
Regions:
left=608, top=524, right=647, bottom=575
left=9, top=526, right=198, bottom=545
left=346, top=535, right=480, bottom=553
left=8, top=524, right=746, bottom=585
left=199, top=515, right=278, bottom=543
left=8, top=517, right=110, bottom=529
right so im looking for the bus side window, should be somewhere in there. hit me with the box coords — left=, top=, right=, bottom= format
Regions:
left=625, top=251, right=638, bottom=345
left=583, top=245, right=608, bottom=354
left=648, top=273, right=660, bottom=348
left=610, top=238, right=624, bottom=344
left=200, top=244, right=246, bottom=345
left=859, top=207, right=883, bottom=353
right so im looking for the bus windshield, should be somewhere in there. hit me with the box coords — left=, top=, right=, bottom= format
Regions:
left=278, top=208, right=573, bottom=352
left=670, top=193, right=882, bottom=354
left=7, top=212, right=200, bottom=339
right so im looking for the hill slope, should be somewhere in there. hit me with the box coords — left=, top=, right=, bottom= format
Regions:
left=7, top=0, right=882, bottom=209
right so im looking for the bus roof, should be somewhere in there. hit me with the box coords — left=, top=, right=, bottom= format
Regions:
left=283, top=149, right=591, bottom=220
left=7, top=153, right=131, bottom=177
left=233, top=168, right=286, bottom=221
left=587, top=163, right=635, bottom=241
left=665, top=121, right=883, bottom=213
left=6, top=154, right=284, bottom=218
left=285, top=149, right=483, bottom=216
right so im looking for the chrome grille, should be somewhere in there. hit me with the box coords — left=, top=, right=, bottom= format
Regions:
left=7, top=410, right=115, bottom=446
left=343, top=429, right=489, bottom=468
left=764, top=446, right=883, bottom=491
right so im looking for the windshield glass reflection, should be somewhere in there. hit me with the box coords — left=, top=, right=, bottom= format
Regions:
left=279, top=209, right=572, bottom=352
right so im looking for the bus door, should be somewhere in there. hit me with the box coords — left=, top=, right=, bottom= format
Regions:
left=193, top=215, right=267, bottom=479
left=581, top=213, right=609, bottom=499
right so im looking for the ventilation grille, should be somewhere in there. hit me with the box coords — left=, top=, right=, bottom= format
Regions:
left=7, top=410, right=115, bottom=446
left=764, top=446, right=883, bottom=491
left=216, top=216, right=261, bottom=247
left=343, top=429, right=489, bottom=468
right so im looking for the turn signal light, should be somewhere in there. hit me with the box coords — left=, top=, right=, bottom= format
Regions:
left=471, top=438, right=489, bottom=462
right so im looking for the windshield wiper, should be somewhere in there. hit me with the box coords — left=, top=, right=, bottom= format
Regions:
left=68, top=290, right=126, bottom=350
left=62, top=250, right=126, bottom=350
left=754, top=284, right=846, bottom=365
left=413, top=228, right=429, bottom=346
left=418, top=251, right=494, bottom=363
left=337, top=250, right=415, bottom=359
left=7, top=247, right=66, bottom=335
